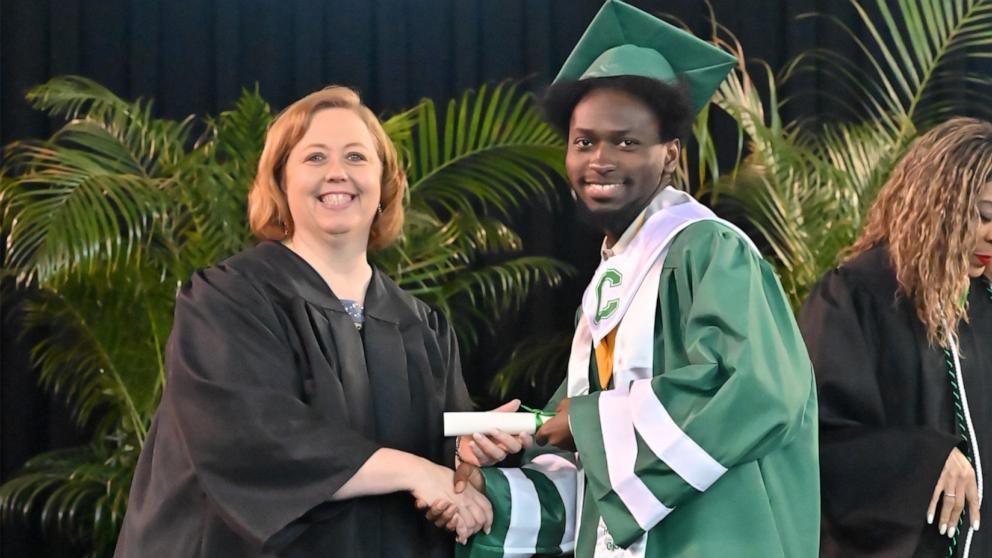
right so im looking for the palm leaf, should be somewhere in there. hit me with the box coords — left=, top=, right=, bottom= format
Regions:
left=702, top=0, right=990, bottom=307
left=0, top=443, right=136, bottom=558
left=797, top=0, right=992, bottom=130
left=174, top=87, right=273, bottom=268
left=489, top=330, right=575, bottom=400
left=19, top=269, right=170, bottom=443
left=375, top=81, right=572, bottom=347
left=395, top=81, right=565, bottom=217
left=1, top=76, right=197, bottom=285
left=1, top=155, right=169, bottom=285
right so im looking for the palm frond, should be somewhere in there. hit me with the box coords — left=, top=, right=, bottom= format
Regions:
left=1, top=76, right=199, bottom=285
left=175, top=87, right=273, bottom=267
left=697, top=0, right=990, bottom=307
left=440, top=257, right=574, bottom=348
left=442, top=257, right=574, bottom=313
left=396, top=81, right=565, bottom=217
left=19, top=274, right=168, bottom=442
left=26, top=76, right=195, bottom=173
left=800, top=0, right=992, bottom=129
left=0, top=443, right=136, bottom=558
left=488, top=330, right=574, bottom=400
left=1, top=154, right=169, bottom=285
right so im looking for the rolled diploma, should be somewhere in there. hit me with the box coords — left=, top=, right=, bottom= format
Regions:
left=443, top=412, right=545, bottom=436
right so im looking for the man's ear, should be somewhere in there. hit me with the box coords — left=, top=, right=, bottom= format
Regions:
left=663, top=139, right=681, bottom=174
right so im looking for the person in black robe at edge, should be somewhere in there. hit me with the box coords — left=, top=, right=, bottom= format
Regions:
left=113, top=86, right=533, bottom=558
left=800, top=117, right=992, bottom=558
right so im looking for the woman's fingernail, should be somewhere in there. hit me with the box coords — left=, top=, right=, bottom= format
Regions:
left=928, top=513, right=934, bottom=524
left=973, top=520, right=980, bottom=531
left=940, top=523, right=947, bottom=535
left=948, top=526, right=956, bottom=537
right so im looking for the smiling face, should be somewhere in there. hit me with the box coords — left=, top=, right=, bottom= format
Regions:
left=970, top=180, right=992, bottom=277
left=282, top=107, right=382, bottom=248
left=565, top=87, right=680, bottom=243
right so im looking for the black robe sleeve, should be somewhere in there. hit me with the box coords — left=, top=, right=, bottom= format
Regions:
left=163, top=265, right=382, bottom=548
left=800, top=268, right=959, bottom=557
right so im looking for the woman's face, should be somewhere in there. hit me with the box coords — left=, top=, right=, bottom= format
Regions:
left=283, top=108, right=382, bottom=248
left=970, top=180, right=992, bottom=278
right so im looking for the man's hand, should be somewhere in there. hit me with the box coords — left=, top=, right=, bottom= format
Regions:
left=453, top=461, right=485, bottom=494
left=926, top=447, right=981, bottom=537
left=535, top=398, right=575, bottom=451
left=458, top=399, right=534, bottom=466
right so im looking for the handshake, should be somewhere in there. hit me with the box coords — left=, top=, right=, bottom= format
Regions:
left=410, top=398, right=574, bottom=545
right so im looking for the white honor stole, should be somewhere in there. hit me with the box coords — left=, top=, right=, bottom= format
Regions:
left=565, top=188, right=758, bottom=556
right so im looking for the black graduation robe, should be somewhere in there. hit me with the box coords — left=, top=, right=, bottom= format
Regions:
left=799, top=245, right=992, bottom=557
left=114, top=241, right=473, bottom=557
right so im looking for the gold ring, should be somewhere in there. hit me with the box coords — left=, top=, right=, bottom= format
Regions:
left=945, top=493, right=957, bottom=498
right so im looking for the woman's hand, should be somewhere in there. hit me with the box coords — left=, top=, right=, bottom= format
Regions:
left=535, top=398, right=574, bottom=451
left=458, top=399, right=534, bottom=467
left=412, top=462, right=492, bottom=543
left=927, top=447, right=981, bottom=537
left=416, top=463, right=488, bottom=539
left=453, top=482, right=492, bottom=543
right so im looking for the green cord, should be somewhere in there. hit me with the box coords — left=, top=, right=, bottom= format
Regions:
left=942, top=277, right=989, bottom=556
left=520, top=404, right=555, bottom=430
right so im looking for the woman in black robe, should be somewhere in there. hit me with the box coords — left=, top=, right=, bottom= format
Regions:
left=800, top=117, right=992, bottom=557
left=113, top=86, right=517, bottom=557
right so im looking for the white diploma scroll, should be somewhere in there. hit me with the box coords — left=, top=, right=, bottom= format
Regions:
left=443, top=411, right=551, bottom=437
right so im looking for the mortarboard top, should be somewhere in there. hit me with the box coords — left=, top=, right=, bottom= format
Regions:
left=553, top=0, right=737, bottom=114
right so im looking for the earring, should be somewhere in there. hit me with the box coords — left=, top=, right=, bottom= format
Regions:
left=377, top=203, right=384, bottom=215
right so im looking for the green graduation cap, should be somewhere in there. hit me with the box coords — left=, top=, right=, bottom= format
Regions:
left=554, top=0, right=737, bottom=114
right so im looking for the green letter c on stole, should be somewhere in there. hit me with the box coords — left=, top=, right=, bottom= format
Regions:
left=594, top=269, right=622, bottom=323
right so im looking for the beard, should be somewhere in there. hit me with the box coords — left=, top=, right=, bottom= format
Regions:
left=572, top=181, right=665, bottom=239
left=573, top=201, right=644, bottom=238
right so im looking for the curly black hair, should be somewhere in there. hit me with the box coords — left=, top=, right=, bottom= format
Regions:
left=541, top=75, right=693, bottom=143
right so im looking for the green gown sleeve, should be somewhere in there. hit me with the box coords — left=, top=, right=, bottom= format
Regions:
left=569, top=221, right=817, bottom=547
left=458, top=381, right=578, bottom=558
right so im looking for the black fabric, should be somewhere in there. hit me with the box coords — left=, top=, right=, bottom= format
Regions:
left=800, top=245, right=992, bottom=558
left=112, top=241, right=472, bottom=558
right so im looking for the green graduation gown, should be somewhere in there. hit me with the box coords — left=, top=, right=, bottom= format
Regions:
left=463, top=215, right=820, bottom=557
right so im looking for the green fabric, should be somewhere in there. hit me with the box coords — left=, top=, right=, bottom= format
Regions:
left=569, top=220, right=820, bottom=556
left=568, top=394, right=646, bottom=546
left=520, top=468, right=566, bottom=552
left=553, top=0, right=737, bottom=114
left=462, top=379, right=576, bottom=557
left=462, top=220, right=819, bottom=557
left=575, top=488, right=601, bottom=556
left=457, top=468, right=512, bottom=558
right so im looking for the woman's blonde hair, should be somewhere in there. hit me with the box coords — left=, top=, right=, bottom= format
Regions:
left=248, top=86, right=406, bottom=251
left=848, top=117, right=992, bottom=346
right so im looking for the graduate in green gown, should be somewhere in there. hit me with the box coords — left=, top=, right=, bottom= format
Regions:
left=427, top=1, right=820, bottom=556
